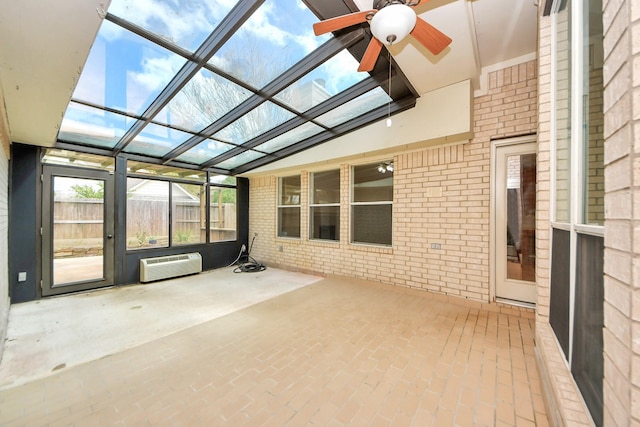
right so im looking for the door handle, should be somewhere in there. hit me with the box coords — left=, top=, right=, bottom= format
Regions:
left=107, top=234, right=113, bottom=239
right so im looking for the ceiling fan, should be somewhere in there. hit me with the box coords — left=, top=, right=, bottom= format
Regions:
left=312, top=0, right=452, bottom=72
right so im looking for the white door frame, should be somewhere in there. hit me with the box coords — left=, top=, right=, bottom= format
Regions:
left=490, top=135, right=537, bottom=305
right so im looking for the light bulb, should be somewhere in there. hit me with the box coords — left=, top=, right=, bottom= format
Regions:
left=386, top=118, right=392, bottom=127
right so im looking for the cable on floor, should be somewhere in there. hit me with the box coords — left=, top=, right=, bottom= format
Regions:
left=232, top=233, right=267, bottom=273
left=233, top=255, right=267, bottom=273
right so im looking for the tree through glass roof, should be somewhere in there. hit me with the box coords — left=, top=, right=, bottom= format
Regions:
left=56, top=0, right=418, bottom=175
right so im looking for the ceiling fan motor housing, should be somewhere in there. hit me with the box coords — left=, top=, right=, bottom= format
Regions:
left=373, top=0, right=414, bottom=9
left=370, top=4, right=417, bottom=45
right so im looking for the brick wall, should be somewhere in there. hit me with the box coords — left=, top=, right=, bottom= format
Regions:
left=248, top=60, right=537, bottom=303
left=601, top=0, right=640, bottom=425
left=533, top=0, right=640, bottom=424
left=533, top=6, right=595, bottom=426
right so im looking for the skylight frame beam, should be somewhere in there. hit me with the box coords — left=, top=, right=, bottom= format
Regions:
left=196, top=74, right=384, bottom=169
left=112, top=0, right=265, bottom=155
left=230, top=95, right=416, bottom=174
left=160, top=31, right=364, bottom=164
left=105, top=13, right=194, bottom=60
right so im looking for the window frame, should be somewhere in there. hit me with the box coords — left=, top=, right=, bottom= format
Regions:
left=277, top=175, right=301, bottom=239
left=350, top=162, right=394, bottom=246
left=549, top=0, right=605, bottom=424
left=125, top=162, right=238, bottom=251
left=209, top=183, right=238, bottom=243
left=309, top=169, right=340, bottom=242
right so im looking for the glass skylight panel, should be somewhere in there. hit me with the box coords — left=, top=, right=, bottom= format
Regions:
left=210, top=175, right=236, bottom=185
left=107, top=0, right=234, bottom=52
left=71, top=19, right=186, bottom=116
left=214, top=150, right=266, bottom=170
left=208, top=0, right=329, bottom=89
left=212, top=101, right=295, bottom=145
left=127, top=160, right=207, bottom=181
left=155, top=69, right=253, bottom=133
left=314, top=87, right=390, bottom=128
left=123, top=123, right=193, bottom=157
left=256, top=122, right=324, bottom=153
left=274, top=50, right=365, bottom=112
left=59, top=102, right=133, bottom=148
left=42, top=149, right=116, bottom=171
left=176, top=139, right=236, bottom=165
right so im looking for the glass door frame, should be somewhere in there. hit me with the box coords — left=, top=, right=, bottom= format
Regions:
left=41, top=165, right=115, bottom=296
left=490, top=135, right=538, bottom=305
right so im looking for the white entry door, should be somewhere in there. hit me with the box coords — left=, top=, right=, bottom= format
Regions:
left=494, top=141, right=537, bottom=304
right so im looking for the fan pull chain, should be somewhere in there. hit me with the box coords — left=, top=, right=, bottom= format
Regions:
left=386, top=49, right=392, bottom=127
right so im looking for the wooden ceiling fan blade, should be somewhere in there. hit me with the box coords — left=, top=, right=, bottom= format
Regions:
left=357, top=38, right=384, bottom=72
left=410, top=17, right=452, bottom=55
left=313, top=10, right=375, bottom=36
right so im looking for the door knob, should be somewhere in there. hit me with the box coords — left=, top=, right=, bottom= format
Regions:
left=107, top=234, right=113, bottom=239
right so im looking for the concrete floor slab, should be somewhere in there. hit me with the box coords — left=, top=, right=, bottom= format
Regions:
left=0, top=266, right=322, bottom=389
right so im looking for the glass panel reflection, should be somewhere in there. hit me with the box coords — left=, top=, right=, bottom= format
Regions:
left=212, top=101, right=295, bottom=145
left=274, top=50, right=365, bottom=112
left=214, top=150, right=265, bottom=169
left=172, top=183, right=205, bottom=245
left=256, top=122, right=324, bottom=153
left=315, top=88, right=390, bottom=127
left=156, top=69, right=253, bottom=133
left=210, top=184, right=237, bottom=242
left=127, top=160, right=206, bottom=182
left=583, top=0, right=604, bottom=226
left=108, top=0, right=233, bottom=52
left=72, top=19, right=186, bottom=115
left=43, top=149, right=116, bottom=171
left=555, top=0, right=571, bottom=223
left=59, top=102, right=132, bottom=148
left=176, top=139, right=235, bottom=165
left=210, top=175, right=236, bottom=185
left=505, top=153, right=536, bottom=282
left=124, top=123, right=193, bottom=157
left=126, top=178, right=170, bottom=249
left=208, top=0, right=329, bottom=89
left=53, top=177, right=104, bottom=286
left=278, top=175, right=301, bottom=238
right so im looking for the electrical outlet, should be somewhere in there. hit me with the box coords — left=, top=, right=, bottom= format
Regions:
left=431, top=243, right=441, bottom=250
left=18, top=272, right=27, bottom=282
left=241, top=244, right=247, bottom=253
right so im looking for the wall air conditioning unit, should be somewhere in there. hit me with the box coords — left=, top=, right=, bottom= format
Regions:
left=140, top=252, right=202, bottom=283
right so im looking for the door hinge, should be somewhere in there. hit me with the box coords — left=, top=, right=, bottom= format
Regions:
left=40, top=280, right=43, bottom=290
left=40, top=227, right=43, bottom=236
left=40, top=174, right=44, bottom=182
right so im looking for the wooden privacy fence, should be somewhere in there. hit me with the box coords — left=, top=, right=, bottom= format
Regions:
left=53, top=199, right=236, bottom=244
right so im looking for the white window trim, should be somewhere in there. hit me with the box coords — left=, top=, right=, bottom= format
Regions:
left=277, top=175, right=301, bottom=239
left=349, top=163, right=393, bottom=246
left=550, top=0, right=605, bottom=370
left=309, top=170, right=340, bottom=241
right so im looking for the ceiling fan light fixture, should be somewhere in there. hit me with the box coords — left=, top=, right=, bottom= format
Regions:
left=370, top=4, right=417, bottom=45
